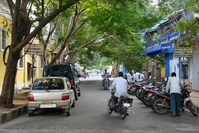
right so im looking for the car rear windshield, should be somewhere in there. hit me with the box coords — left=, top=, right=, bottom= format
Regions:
left=33, top=79, right=64, bottom=90
left=43, top=64, right=75, bottom=80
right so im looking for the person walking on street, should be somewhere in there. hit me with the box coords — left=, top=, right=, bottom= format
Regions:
left=166, top=72, right=182, bottom=117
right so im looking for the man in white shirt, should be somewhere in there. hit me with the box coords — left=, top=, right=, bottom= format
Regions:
left=140, top=72, right=146, bottom=81
left=109, top=71, right=128, bottom=98
left=166, top=72, right=182, bottom=117
left=126, top=71, right=132, bottom=83
left=132, top=72, right=136, bottom=82
left=135, top=72, right=141, bottom=82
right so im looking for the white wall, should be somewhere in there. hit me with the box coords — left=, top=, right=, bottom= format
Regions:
left=192, top=37, right=199, bottom=91
left=0, top=0, right=11, bottom=20
left=169, top=57, right=180, bottom=78
left=189, top=57, right=193, bottom=83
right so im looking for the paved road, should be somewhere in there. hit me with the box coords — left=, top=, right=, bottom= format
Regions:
left=0, top=73, right=199, bottom=133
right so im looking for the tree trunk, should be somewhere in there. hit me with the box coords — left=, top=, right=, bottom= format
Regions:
left=0, top=50, right=20, bottom=108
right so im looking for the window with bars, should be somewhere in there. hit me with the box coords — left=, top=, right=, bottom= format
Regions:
left=40, top=56, right=43, bottom=69
left=1, top=28, right=7, bottom=51
left=18, top=51, right=24, bottom=69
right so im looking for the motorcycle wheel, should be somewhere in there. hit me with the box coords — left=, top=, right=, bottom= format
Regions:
left=132, top=88, right=138, bottom=95
left=107, top=99, right=114, bottom=114
left=104, top=83, right=108, bottom=90
left=129, top=87, right=138, bottom=96
left=153, top=98, right=169, bottom=114
left=135, top=89, right=141, bottom=100
left=142, top=92, right=151, bottom=107
left=139, top=90, right=145, bottom=102
left=149, top=96, right=157, bottom=110
left=107, top=106, right=112, bottom=114
left=120, top=107, right=127, bottom=119
left=187, top=101, right=198, bottom=116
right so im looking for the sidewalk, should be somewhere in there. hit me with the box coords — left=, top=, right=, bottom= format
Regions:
left=0, top=89, right=29, bottom=124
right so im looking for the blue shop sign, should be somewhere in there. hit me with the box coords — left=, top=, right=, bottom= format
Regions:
left=145, top=40, right=161, bottom=54
left=160, top=36, right=169, bottom=45
left=161, top=40, right=174, bottom=53
left=169, top=31, right=180, bottom=41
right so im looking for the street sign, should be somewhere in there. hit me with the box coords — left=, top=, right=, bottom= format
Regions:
left=174, top=48, right=192, bottom=58
left=25, top=43, right=44, bottom=55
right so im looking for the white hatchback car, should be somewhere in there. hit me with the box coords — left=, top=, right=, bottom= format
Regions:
left=27, top=77, right=75, bottom=116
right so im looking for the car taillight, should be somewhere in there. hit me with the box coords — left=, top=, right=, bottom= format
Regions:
left=28, top=94, right=34, bottom=101
left=62, top=93, right=69, bottom=100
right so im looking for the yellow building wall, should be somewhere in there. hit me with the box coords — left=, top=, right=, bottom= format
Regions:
left=0, top=14, right=43, bottom=91
left=0, top=52, right=6, bottom=85
left=15, top=70, right=25, bottom=89
left=0, top=14, right=12, bottom=89
left=24, top=52, right=43, bottom=84
left=0, top=9, right=48, bottom=93
left=37, top=56, right=44, bottom=78
left=161, top=67, right=166, bottom=78
left=147, top=56, right=166, bottom=80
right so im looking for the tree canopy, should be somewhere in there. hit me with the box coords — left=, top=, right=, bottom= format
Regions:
left=70, top=0, right=163, bottom=71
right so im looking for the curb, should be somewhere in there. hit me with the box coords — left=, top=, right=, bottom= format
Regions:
left=0, top=105, right=27, bottom=124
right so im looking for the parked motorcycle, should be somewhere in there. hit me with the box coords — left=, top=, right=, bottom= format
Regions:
left=107, top=91, right=133, bottom=119
left=152, top=86, right=198, bottom=116
left=141, top=82, right=166, bottom=107
left=129, top=81, right=154, bottom=101
left=127, top=81, right=138, bottom=95
left=128, top=81, right=147, bottom=98
left=139, top=85, right=155, bottom=107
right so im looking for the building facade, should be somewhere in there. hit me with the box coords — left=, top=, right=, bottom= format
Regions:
left=144, top=10, right=194, bottom=86
left=0, top=0, right=43, bottom=94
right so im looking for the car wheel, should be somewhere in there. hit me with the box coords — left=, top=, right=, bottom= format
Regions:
left=74, top=90, right=78, bottom=101
left=65, top=101, right=71, bottom=116
left=28, top=110, right=35, bottom=117
left=71, top=100, right=75, bottom=108
left=65, top=111, right=71, bottom=116
left=65, top=107, right=71, bottom=116
left=78, top=90, right=81, bottom=96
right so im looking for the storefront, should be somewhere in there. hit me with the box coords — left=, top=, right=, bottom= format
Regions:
left=145, top=31, right=180, bottom=79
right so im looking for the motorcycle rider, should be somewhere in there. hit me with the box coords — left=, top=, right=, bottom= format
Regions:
left=166, top=72, right=182, bottom=117
left=109, top=71, right=128, bottom=109
left=102, top=69, right=110, bottom=86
